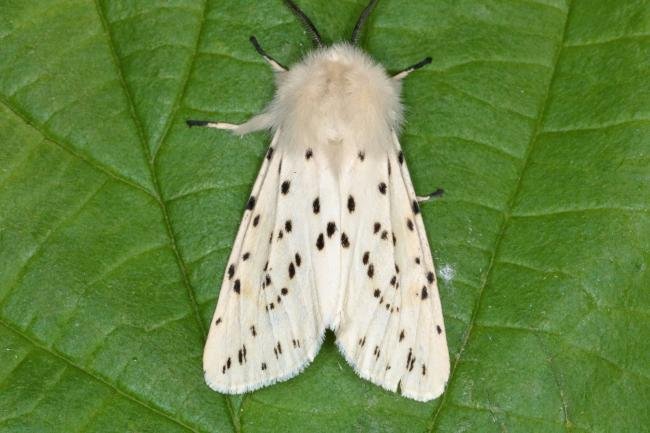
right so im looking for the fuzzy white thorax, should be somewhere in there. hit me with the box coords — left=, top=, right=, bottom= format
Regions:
left=236, top=44, right=403, bottom=153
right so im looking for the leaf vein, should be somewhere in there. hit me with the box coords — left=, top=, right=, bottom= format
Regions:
left=564, top=33, right=650, bottom=48
left=426, top=3, right=573, bottom=431
left=0, top=97, right=156, bottom=198
left=92, top=0, right=207, bottom=341
left=402, top=132, right=521, bottom=161
left=92, top=1, right=242, bottom=431
left=0, top=319, right=200, bottom=433
left=0, top=179, right=109, bottom=310
left=513, top=206, right=650, bottom=217
left=541, top=118, right=650, bottom=134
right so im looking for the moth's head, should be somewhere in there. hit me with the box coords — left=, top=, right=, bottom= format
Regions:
left=275, top=0, right=387, bottom=87
left=250, top=0, right=427, bottom=133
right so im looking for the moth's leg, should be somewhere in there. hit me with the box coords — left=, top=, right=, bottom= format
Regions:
left=416, top=188, right=444, bottom=203
left=250, top=36, right=288, bottom=72
left=392, top=57, right=432, bottom=80
left=186, top=113, right=273, bottom=136
left=186, top=120, right=239, bottom=130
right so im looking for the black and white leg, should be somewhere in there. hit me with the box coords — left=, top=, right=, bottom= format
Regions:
left=416, top=188, right=444, bottom=203
left=185, top=37, right=285, bottom=133
left=186, top=120, right=239, bottom=130
left=393, top=57, right=432, bottom=80
left=250, top=36, right=288, bottom=72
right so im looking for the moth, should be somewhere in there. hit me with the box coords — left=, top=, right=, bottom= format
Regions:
left=189, top=0, right=449, bottom=402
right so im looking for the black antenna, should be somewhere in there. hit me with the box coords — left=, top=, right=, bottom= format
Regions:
left=284, top=0, right=323, bottom=47
left=351, top=0, right=379, bottom=45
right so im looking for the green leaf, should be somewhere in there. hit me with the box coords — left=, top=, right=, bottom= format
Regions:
left=0, top=0, right=648, bottom=432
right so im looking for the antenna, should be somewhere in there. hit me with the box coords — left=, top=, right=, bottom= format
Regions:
left=284, top=0, right=323, bottom=47
left=351, top=0, right=379, bottom=45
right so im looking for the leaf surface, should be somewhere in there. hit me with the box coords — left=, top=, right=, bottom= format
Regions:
left=0, top=1, right=648, bottom=432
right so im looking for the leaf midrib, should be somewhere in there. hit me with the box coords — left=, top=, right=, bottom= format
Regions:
left=1, top=1, right=238, bottom=432
left=92, top=0, right=242, bottom=432
left=91, top=0, right=206, bottom=338
left=426, top=2, right=572, bottom=431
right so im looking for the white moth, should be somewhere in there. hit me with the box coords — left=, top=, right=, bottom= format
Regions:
left=191, top=0, right=449, bottom=402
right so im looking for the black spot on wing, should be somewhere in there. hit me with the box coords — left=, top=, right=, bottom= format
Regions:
left=412, top=200, right=420, bottom=214
left=436, top=325, right=442, bottom=334
left=281, top=180, right=290, bottom=194
left=327, top=221, right=336, bottom=238
left=374, top=289, right=381, bottom=298
left=399, top=330, right=405, bottom=342
left=362, top=251, right=369, bottom=265
left=358, top=151, right=365, bottom=161
left=238, top=345, right=247, bottom=364
left=295, top=253, right=301, bottom=267
left=313, top=197, right=320, bottom=214
left=215, top=317, right=222, bottom=326
left=285, top=220, right=292, bottom=232
left=347, top=195, right=355, bottom=212
left=373, top=222, right=381, bottom=234
left=406, top=218, right=414, bottom=231
left=281, top=287, right=288, bottom=296
left=250, top=325, right=257, bottom=336
left=427, top=271, right=435, bottom=283
left=288, top=262, right=295, bottom=279
left=421, top=286, right=428, bottom=300
left=242, top=252, right=250, bottom=261
left=305, top=149, right=313, bottom=159
left=406, top=349, right=415, bottom=371
left=253, top=214, right=260, bottom=227
left=367, top=264, right=374, bottom=278
left=378, top=182, right=387, bottom=194
left=227, top=264, right=235, bottom=280
left=233, top=279, right=241, bottom=294
left=266, top=147, right=274, bottom=160
left=316, top=233, right=325, bottom=250
left=341, top=232, right=350, bottom=248
left=398, top=151, right=404, bottom=165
